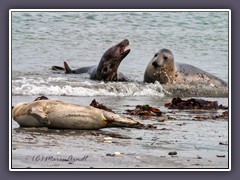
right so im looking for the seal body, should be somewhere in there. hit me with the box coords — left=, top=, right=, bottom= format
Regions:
left=144, top=49, right=227, bottom=86
left=52, top=39, right=130, bottom=81
left=12, top=100, right=140, bottom=130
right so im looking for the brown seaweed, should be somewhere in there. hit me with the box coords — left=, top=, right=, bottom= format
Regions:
left=165, top=97, right=228, bottom=110
left=125, top=105, right=162, bottom=117
left=90, top=99, right=114, bottom=113
left=194, top=111, right=229, bottom=121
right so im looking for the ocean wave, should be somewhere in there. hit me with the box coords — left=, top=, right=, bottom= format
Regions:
left=11, top=79, right=228, bottom=98
left=12, top=82, right=165, bottom=97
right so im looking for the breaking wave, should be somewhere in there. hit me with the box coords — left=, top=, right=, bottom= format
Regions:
left=12, top=77, right=228, bottom=97
left=12, top=81, right=165, bottom=97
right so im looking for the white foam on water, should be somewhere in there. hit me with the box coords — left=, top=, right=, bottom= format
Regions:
left=12, top=76, right=228, bottom=97
left=12, top=82, right=165, bottom=97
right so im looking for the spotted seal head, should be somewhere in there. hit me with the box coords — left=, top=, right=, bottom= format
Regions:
left=52, top=39, right=131, bottom=81
left=144, top=49, right=176, bottom=84
left=144, top=48, right=227, bottom=86
left=92, top=39, right=130, bottom=81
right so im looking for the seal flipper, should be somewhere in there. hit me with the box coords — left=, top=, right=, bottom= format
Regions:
left=51, top=61, right=75, bottom=74
left=30, top=106, right=50, bottom=125
left=64, top=61, right=96, bottom=74
left=64, top=61, right=74, bottom=74
left=103, top=111, right=140, bottom=128
left=52, top=66, right=64, bottom=71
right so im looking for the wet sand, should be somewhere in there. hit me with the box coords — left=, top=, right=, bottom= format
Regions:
left=11, top=96, right=229, bottom=169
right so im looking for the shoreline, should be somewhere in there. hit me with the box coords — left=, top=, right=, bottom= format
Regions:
left=11, top=95, right=229, bottom=169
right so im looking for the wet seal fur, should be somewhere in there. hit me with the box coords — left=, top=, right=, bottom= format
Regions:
left=144, top=49, right=227, bottom=86
left=12, top=99, right=142, bottom=130
left=52, top=39, right=130, bottom=81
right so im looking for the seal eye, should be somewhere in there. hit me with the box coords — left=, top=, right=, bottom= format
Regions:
left=163, top=56, right=168, bottom=61
left=154, top=53, right=158, bottom=58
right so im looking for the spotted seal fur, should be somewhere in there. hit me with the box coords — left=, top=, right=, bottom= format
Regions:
left=52, top=39, right=130, bottom=81
left=144, top=49, right=227, bottom=86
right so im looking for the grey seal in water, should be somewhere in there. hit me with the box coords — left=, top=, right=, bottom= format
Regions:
left=52, top=39, right=130, bottom=81
left=144, top=49, right=227, bottom=86
left=12, top=99, right=143, bottom=130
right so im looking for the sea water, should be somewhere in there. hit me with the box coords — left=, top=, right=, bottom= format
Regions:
left=11, top=11, right=229, bottom=97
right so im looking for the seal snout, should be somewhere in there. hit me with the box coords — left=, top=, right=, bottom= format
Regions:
left=121, top=46, right=130, bottom=56
left=152, top=60, right=160, bottom=68
left=119, top=39, right=130, bottom=57
left=122, top=39, right=129, bottom=45
left=163, top=55, right=168, bottom=60
left=119, top=39, right=129, bottom=48
left=120, top=45, right=130, bottom=54
left=152, top=61, right=158, bottom=67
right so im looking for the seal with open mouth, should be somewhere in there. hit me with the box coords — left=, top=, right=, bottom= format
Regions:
left=52, top=39, right=131, bottom=81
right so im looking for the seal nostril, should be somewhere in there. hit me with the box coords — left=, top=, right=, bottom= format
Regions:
left=152, top=61, right=159, bottom=67
left=163, top=56, right=168, bottom=60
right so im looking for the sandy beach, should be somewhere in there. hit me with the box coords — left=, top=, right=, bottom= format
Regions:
left=11, top=95, right=229, bottom=169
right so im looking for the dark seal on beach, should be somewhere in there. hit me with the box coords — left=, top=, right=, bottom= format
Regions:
left=144, top=49, right=227, bottom=86
left=52, top=39, right=130, bottom=81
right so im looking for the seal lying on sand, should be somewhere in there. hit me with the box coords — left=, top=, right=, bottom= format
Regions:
left=144, top=49, right=227, bottom=86
left=52, top=39, right=130, bottom=81
left=12, top=99, right=143, bottom=130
